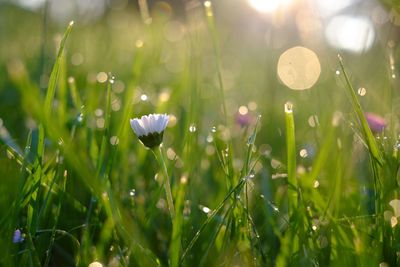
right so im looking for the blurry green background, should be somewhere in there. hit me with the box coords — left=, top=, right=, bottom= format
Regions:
left=1, top=0, right=400, bottom=266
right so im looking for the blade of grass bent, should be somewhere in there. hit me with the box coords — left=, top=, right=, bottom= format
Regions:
left=180, top=178, right=246, bottom=264
left=338, top=55, right=384, bottom=166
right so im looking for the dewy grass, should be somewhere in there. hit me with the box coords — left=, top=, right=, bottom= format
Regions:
left=284, top=102, right=297, bottom=214
left=2, top=3, right=400, bottom=267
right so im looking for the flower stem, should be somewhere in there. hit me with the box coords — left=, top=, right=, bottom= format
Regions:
left=153, top=146, right=175, bottom=219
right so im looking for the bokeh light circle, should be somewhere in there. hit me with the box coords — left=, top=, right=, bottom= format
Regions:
left=277, top=46, right=321, bottom=90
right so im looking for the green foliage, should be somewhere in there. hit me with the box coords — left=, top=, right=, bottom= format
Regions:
left=1, top=2, right=400, bottom=267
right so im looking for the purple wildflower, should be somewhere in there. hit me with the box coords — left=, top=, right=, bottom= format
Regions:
left=235, top=112, right=253, bottom=128
left=365, top=112, right=386, bottom=134
left=13, top=229, right=24, bottom=243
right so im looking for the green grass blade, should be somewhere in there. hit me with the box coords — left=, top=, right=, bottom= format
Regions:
left=285, top=102, right=297, bottom=212
left=169, top=176, right=187, bottom=267
left=180, top=178, right=246, bottom=264
left=44, top=21, right=74, bottom=120
left=338, top=55, right=384, bottom=166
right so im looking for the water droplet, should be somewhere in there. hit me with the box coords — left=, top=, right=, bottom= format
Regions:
left=300, top=149, right=308, bottom=158
left=392, top=74, right=396, bottom=79
left=394, top=141, right=400, bottom=155
left=96, top=72, right=108, bottom=83
left=109, top=76, right=115, bottom=84
left=199, top=205, right=211, bottom=214
left=238, top=105, right=248, bottom=115
left=206, top=134, right=213, bottom=143
left=88, top=261, right=103, bottom=267
left=284, top=102, right=293, bottom=113
left=312, top=225, right=317, bottom=231
left=335, top=70, right=340, bottom=75
left=308, top=115, right=319, bottom=127
left=268, top=201, right=279, bottom=212
left=189, top=124, right=197, bottom=133
left=95, top=108, right=104, bottom=117
left=248, top=101, right=257, bottom=111
left=211, top=126, right=217, bottom=133
left=140, top=94, right=148, bottom=101
left=110, top=136, right=119, bottom=145
left=58, top=137, right=64, bottom=146
left=129, top=189, right=136, bottom=197
left=96, top=118, right=105, bottom=129
left=357, top=87, right=367, bottom=96
left=391, top=216, right=398, bottom=228
left=135, top=39, right=144, bottom=48
left=77, top=113, right=84, bottom=123
left=248, top=172, right=255, bottom=179
left=313, top=180, right=320, bottom=188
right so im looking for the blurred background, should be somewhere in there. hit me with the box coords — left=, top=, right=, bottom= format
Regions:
left=1, top=0, right=400, bottom=265
left=0, top=0, right=399, bottom=140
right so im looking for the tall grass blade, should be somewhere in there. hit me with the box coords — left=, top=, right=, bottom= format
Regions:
left=44, top=21, right=74, bottom=120
left=338, top=55, right=384, bottom=166
left=285, top=102, right=297, bottom=212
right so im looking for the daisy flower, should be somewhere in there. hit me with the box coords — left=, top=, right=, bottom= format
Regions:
left=130, top=114, right=169, bottom=148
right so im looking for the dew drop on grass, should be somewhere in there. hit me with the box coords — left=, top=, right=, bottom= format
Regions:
left=199, top=205, right=211, bottom=214
left=313, top=180, right=320, bottom=188
left=96, top=118, right=105, bottom=129
left=357, top=87, right=367, bottom=96
left=135, top=39, right=144, bottom=48
left=308, top=115, right=319, bottom=127
left=96, top=72, right=108, bottom=83
left=211, top=126, right=217, bottom=133
left=284, top=102, right=293, bottom=113
left=129, top=189, right=136, bottom=197
left=391, top=216, right=398, bottom=228
left=109, top=75, right=115, bottom=84
left=238, top=105, right=248, bottom=115
left=189, top=124, right=196, bottom=132
left=389, top=199, right=400, bottom=217
left=300, top=149, right=308, bottom=158
left=58, top=137, right=64, bottom=146
left=335, top=70, right=340, bottom=75
left=95, top=108, right=104, bottom=117
left=248, top=172, right=255, bottom=179
left=140, top=94, right=148, bottom=101
left=77, top=113, right=84, bottom=123
left=268, top=201, right=279, bottom=212
left=88, top=261, right=103, bottom=267
left=206, top=134, right=213, bottom=143
left=110, top=136, right=119, bottom=145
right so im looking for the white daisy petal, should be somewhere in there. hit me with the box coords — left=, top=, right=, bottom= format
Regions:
left=131, top=119, right=144, bottom=136
left=161, top=114, right=169, bottom=131
left=149, top=114, right=157, bottom=133
left=155, top=115, right=164, bottom=133
left=131, top=113, right=168, bottom=136
left=140, top=116, right=151, bottom=135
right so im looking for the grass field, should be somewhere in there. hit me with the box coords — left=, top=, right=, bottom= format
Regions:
left=1, top=0, right=400, bottom=266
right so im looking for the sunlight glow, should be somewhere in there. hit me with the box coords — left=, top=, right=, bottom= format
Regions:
left=314, top=0, right=358, bottom=18
left=325, top=16, right=375, bottom=53
left=277, top=46, right=321, bottom=90
left=247, top=0, right=293, bottom=13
